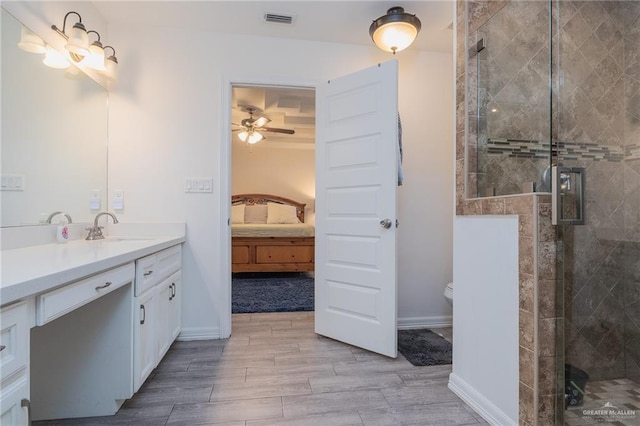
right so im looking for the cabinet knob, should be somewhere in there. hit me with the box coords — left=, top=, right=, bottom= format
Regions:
left=0, top=344, right=6, bottom=352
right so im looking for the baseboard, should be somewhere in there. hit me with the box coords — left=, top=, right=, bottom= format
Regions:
left=448, top=373, right=517, bottom=426
left=176, top=326, right=221, bottom=341
left=397, top=315, right=453, bottom=330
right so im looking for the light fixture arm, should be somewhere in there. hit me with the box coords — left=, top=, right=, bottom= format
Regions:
left=104, top=46, right=118, bottom=62
left=52, top=11, right=84, bottom=39
left=87, top=30, right=101, bottom=43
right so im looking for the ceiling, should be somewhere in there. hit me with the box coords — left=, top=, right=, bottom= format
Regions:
left=93, top=1, right=454, bottom=53
left=93, top=1, right=454, bottom=147
left=232, top=85, right=316, bottom=146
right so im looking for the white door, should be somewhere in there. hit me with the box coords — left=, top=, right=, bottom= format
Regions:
left=315, top=60, right=398, bottom=358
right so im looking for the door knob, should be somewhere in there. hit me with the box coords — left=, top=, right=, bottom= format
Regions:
left=380, top=219, right=392, bottom=229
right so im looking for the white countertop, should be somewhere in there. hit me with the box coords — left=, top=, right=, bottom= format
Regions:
left=1, top=235, right=185, bottom=306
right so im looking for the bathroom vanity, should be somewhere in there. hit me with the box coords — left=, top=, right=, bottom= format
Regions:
left=0, top=225, right=185, bottom=423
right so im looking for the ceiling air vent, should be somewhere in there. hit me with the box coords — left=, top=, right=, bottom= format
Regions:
left=264, top=13, right=294, bottom=25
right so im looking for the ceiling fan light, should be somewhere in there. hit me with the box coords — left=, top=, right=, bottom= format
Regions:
left=369, top=7, right=421, bottom=54
left=247, top=131, right=264, bottom=144
left=237, top=130, right=249, bottom=142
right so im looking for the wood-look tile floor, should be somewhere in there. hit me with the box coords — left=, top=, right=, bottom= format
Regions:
left=35, top=312, right=487, bottom=425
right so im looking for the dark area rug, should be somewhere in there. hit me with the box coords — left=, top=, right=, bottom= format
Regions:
left=232, top=272, right=314, bottom=313
left=398, top=329, right=452, bottom=367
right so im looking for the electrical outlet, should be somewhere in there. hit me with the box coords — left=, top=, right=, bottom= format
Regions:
left=113, top=190, right=124, bottom=210
left=90, top=190, right=101, bottom=210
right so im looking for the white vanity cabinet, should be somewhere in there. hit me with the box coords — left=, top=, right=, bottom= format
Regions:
left=133, top=245, right=182, bottom=391
left=0, top=300, right=32, bottom=425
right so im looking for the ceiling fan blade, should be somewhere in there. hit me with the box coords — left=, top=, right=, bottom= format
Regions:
left=260, top=127, right=295, bottom=135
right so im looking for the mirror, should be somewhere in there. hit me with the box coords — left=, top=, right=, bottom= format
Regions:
left=1, top=8, right=108, bottom=227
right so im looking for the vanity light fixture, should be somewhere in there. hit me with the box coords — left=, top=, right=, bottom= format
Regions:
left=47, top=11, right=119, bottom=80
left=369, top=6, right=421, bottom=54
left=52, top=11, right=90, bottom=60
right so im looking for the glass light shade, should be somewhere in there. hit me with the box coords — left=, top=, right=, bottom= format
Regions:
left=83, top=42, right=106, bottom=71
left=238, top=130, right=264, bottom=144
left=43, top=46, right=70, bottom=69
left=372, top=22, right=419, bottom=53
left=253, top=116, right=270, bottom=127
left=247, top=131, right=264, bottom=144
left=103, top=55, right=118, bottom=81
left=17, top=26, right=45, bottom=53
left=64, top=22, right=90, bottom=57
left=237, top=130, right=249, bottom=142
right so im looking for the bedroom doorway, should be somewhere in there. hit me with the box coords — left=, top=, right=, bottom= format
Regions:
left=229, top=84, right=316, bottom=316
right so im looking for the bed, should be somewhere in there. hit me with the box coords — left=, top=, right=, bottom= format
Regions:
left=231, top=194, right=314, bottom=273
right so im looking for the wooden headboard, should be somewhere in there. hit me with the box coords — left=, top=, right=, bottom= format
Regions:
left=232, top=194, right=307, bottom=223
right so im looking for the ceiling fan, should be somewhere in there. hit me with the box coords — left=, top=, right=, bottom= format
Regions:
left=232, top=106, right=295, bottom=144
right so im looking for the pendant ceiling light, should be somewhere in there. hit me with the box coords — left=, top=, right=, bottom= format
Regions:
left=369, top=6, right=421, bottom=54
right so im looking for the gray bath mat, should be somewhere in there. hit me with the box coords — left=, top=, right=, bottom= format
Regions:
left=398, top=329, right=452, bottom=366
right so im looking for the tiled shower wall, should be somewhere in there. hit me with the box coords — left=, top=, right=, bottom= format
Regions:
left=458, top=1, right=640, bottom=424
left=558, top=1, right=640, bottom=382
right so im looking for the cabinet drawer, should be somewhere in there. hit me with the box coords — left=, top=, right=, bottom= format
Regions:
left=0, top=301, right=29, bottom=381
left=156, top=245, right=182, bottom=280
left=256, top=246, right=314, bottom=264
left=135, top=245, right=182, bottom=296
left=36, top=263, right=134, bottom=326
left=135, top=254, right=158, bottom=296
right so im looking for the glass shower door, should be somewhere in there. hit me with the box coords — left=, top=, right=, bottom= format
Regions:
left=555, top=1, right=640, bottom=424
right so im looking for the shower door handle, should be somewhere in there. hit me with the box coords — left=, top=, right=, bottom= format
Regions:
left=552, top=166, right=585, bottom=225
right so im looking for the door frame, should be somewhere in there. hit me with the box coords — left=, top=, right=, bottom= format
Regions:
left=219, top=76, right=317, bottom=338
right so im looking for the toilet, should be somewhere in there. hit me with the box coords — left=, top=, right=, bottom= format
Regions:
left=444, top=282, right=453, bottom=306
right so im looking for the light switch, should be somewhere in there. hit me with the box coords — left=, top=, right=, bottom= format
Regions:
left=1, top=174, right=25, bottom=191
left=185, top=177, right=213, bottom=193
left=113, top=190, right=124, bottom=210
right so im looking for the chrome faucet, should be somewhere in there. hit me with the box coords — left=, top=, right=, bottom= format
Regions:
left=86, top=212, right=119, bottom=240
left=46, top=211, right=73, bottom=224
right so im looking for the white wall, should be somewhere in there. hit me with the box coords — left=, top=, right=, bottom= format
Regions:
left=232, top=145, right=315, bottom=224
left=103, top=18, right=454, bottom=337
left=449, top=216, right=519, bottom=425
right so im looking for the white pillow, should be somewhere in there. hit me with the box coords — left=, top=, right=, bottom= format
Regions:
left=244, top=204, right=268, bottom=224
left=267, top=202, right=300, bottom=224
left=231, top=204, right=245, bottom=224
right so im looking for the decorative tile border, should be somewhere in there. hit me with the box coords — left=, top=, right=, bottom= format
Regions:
left=486, top=139, right=640, bottom=162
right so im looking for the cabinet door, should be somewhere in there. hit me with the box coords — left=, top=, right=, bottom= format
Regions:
left=156, top=278, right=173, bottom=361
left=169, top=271, right=182, bottom=343
left=0, top=375, right=29, bottom=426
left=133, top=288, right=156, bottom=392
